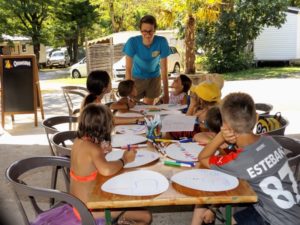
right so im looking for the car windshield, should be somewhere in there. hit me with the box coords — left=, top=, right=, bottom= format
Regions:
left=52, top=52, right=64, bottom=57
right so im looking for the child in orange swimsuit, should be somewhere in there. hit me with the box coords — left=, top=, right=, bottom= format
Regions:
left=70, top=103, right=152, bottom=225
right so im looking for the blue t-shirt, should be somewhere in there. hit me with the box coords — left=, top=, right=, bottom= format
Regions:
left=123, top=35, right=171, bottom=79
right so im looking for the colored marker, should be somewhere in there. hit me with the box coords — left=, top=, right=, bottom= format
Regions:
left=120, top=144, right=148, bottom=149
left=164, top=160, right=192, bottom=168
left=179, top=138, right=193, bottom=143
left=154, top=139, right=179, bottom=143
left=175, top=161, right=195, bottom=167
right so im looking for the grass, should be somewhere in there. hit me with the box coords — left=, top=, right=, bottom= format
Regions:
left=41, top=66, right=300, bottom=86
left=222, top=67, right=300, bottom=81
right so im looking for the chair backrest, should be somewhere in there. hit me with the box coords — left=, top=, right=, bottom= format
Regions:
left=5, top=156, right=96, bottom=225
left=62, top=86, right=88, bottom=116
left=273, top=135, right=300, bottom=181
left=42, top=116, right=78, bottom=156
left=51, top=130, right=77, bottom=157
left=288, top=155, right=300, bottom=182
left=255, top=103, right=273, bottom=116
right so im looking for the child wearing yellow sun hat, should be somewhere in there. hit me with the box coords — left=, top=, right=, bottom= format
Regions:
left=169, top=81, right=221, bottom=140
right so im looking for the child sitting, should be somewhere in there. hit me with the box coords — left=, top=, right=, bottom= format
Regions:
left=110, top=80, right=137, bottom=112
left=169, top=81, right=221, bottom=140
left=193, top=106, right=222, bottom=145
left=199, top=92, right=300, bottom=225
left=169, top=74, right=192, bottom=105
left=71, top=103, right=152, bottom=225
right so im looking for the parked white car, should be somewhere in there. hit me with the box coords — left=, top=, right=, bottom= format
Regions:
left=47, top=50, right=71, bottom=68
left=69, top=46, right=181, bottom=79
left=70, top=57, right=87, bottom=78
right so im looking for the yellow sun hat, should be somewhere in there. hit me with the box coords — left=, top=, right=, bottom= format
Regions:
left=190, top=81, right=221, bottom=102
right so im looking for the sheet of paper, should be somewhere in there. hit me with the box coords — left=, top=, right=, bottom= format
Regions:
left=164, top=143, right=204, bottom=162
left=101, top=170, right=169, bottom=196
left=161, top=115, right=196, bottom=132
left=105, top=150, right=159, bottom=168
left=111, top=134, right=147, bottom=148
left=116, top=112, right=144, bottom=118
left=114, top=124, right=146, bottom=135
left=171, top=169, right=239, bottom=192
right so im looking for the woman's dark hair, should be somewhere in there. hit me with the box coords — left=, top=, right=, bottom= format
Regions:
left=179, top=74, right=192, bottom=93
left=139, top=15, right=157, bottom=29
left=82, top=70, right=111, bottom=107
left=77, top=104, right=113, bottom=143
left=117, top=80, right=135, bottom=97
left=86, top=70, right=110, bottom=96
left=205, top=106, right=222, bottom=133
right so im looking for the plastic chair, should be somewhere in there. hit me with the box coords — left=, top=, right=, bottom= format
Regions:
left=42, top=116, right=78, bottom=156
left=5, top=156, right=100, bottom=225
left=42, top=116, right=78, bottom=196
left=255, top=103, right=273, bottom=116
left=51, top=130, right=77, bottom=157
left=62, top=86, right=88, bottom=116
left=273, top=135, right=300, bottom=181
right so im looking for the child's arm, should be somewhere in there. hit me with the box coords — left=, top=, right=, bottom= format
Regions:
left=198, top=132, right=225, bottom=168
left=110, top=101, right=129, bottom=111
left=92, top=146, right=136, bottom=176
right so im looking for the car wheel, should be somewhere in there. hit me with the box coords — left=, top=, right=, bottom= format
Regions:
left=72, top=69, right=81, bottom=78
left=173, top=63, right=180, bottom=73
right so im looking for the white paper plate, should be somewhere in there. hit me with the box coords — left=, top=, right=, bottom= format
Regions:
left=101, top=170, right=169, bottom=196
left=114, top=124, right=146, bottom=135
left=164, top=143, right=204, bottom=162
left=171, top=169, right=239, bottom=192
left=159, top=104, right=187, bottom=111
left=111, top=134, right=147, bottom=148
left=105, top=150, right=159, bottom=168
left=116, top=112, right=144, bottom=118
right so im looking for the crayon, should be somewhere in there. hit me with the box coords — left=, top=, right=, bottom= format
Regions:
left=154, top=139, right=178, bottom=143
left=175, top=161, right=195, bottom=167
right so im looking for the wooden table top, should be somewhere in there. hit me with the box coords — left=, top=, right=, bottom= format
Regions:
left=86, top=145, right=257, bottom=209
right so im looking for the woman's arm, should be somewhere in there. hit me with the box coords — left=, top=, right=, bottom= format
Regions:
left=125, top=56, right=133, bottom=80
left=160, top=58, right=169, bottom=103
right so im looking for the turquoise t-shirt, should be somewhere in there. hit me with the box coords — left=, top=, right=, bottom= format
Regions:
left=123, top=35, right=171, bottom=79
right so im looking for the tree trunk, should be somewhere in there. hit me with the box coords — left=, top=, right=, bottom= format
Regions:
left=184, top=14, right=196, bottom=74
left=32, top=37, right=40, bottom=68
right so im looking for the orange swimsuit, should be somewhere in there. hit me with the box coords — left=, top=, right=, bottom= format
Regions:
left=70, top=169, right=98, bottom=220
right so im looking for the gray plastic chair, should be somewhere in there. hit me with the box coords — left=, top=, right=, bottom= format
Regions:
left=273, top=135, right=300, bottom=181
left=50, top=130, right=77, bottom=192
left=42, top=116, right=78, bottom=156
left=255, top=103, right=273, bottom=116
left=62, top=86, right=88, bottom=116
left=42, top=116, right=78, bottom=195
left=5, top=156, right=97, bottom=225
left=51, top=130, right=77, bottom=157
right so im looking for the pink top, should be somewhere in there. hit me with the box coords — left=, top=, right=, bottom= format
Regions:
left=169, top=92, right=186, bottom=104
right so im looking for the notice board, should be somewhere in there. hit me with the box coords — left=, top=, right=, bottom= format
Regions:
left=0, top=55, right=42, bottom=127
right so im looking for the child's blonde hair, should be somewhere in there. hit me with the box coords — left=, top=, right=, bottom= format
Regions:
left=221, top=92, right=256, bottom=133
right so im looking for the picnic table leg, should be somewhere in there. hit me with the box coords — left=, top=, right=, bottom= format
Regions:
left=225, top=205, right=232, bottom=225
left=105, top=209, right=112, bottom=225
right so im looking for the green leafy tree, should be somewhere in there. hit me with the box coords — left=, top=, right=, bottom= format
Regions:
left=197, top=0, right=289, bottom=73
left=158, top=0, right=221, bottom=74
left=53, top=0, right=98, bottom=63
left=0, top=0, right=57, bottom=64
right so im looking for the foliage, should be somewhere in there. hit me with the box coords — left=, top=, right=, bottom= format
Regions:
left=197, top=0, right=289, bottom=73
left=51, top=0, right=98, bottom=62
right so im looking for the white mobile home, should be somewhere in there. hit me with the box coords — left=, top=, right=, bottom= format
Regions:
left=254, top=7, right=300, bottom=63
left=0, top=34, right=47, bottom=67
